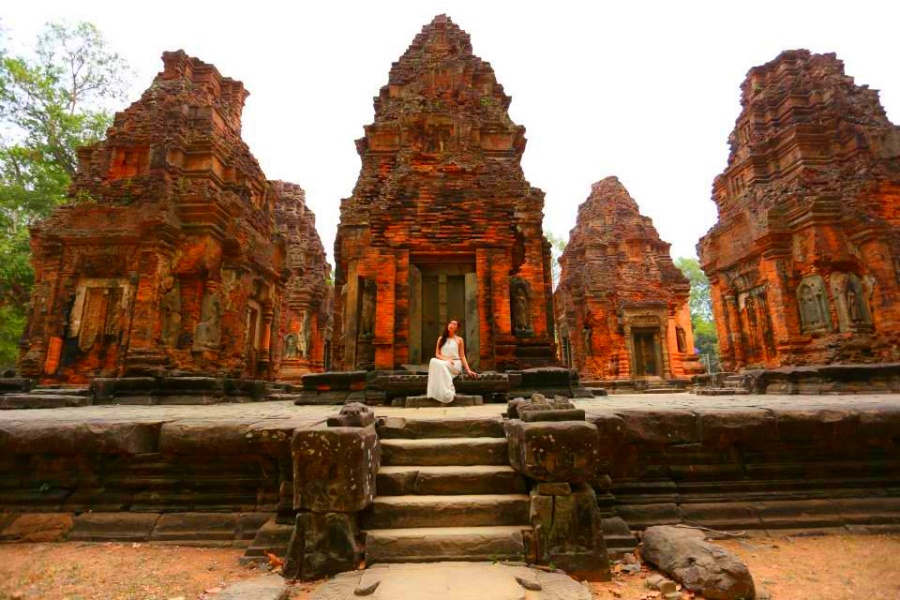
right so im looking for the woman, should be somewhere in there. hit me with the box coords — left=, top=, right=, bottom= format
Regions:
left=426, top=319, right=477, bottom=403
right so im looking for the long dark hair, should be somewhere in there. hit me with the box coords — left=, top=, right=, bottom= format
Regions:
left=438, top=319, right=459, bottom=350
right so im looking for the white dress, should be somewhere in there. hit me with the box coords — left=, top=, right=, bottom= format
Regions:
left=427, top=337, right=462, bottom=403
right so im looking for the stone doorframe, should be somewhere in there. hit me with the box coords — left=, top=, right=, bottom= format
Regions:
left=621, top=306, right=671, bottom=380
left=408, top=262, right=480, bottom=370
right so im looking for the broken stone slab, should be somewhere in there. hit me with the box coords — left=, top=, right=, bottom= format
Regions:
left=401, top=395, right=483, bottom=408
left=293, top=425, right=379, bottom=512
left=217, top=574, right=289, bottom=600
left=506, top=420, right=600, bottom=482
left=641, top=526, right=756, bottom=600
left=311, top=562, right=592, bottom=600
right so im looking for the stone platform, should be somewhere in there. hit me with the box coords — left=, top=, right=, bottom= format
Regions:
left=0, top=393, right=898, bottom=555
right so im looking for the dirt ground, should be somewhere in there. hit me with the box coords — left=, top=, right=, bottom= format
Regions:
left=0, top=543, right=319, bottom=600
left=591, top=533, right=900, bottom=600
left=0, top=534, right=897, bottom=600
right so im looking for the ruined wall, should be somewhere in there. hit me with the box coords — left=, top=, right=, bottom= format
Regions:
left=333, top=15, right=555, bottom=372
left=698, top=50, right=900, bottom=371
left=18, top=51, right=302, bottom=383
left=272, top=182, right=332, bottom=379
left=555, top=177, right=703, bottom=381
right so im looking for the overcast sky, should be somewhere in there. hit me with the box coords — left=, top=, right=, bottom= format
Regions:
left=5, top=1, right=899, bottom=265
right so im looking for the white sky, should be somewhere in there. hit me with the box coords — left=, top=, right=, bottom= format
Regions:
left=5, top=1, right=899, bottom=265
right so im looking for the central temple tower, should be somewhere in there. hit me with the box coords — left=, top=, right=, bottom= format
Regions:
left=333, top=15, right=556, bottom=371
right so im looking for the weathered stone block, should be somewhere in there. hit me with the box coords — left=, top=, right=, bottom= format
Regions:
left=283, top=511, right=359, bottom=580
left=507, top=420, right=600, bottom=483
left=69, top=512, right=160, bottom=541
left=529, top=484, right=611, bottom=580
left=292, top=425, right=379, bottom=512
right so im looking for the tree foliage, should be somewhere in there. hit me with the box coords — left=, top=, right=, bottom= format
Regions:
left=0, top=21, right=131, bottom=368
left=545, top=230, right=567, bottom=291
left=675, top=256, right=720, bottom=371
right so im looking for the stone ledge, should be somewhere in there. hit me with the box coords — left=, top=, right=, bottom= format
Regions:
left=396, top=395, right=483, bottom=408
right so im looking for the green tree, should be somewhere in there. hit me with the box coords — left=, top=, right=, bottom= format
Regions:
left=675, top=256, right=720, bottom=371
left=0, top=21, right=130, bottom=368
left=545, top=230, right=567, bottom=290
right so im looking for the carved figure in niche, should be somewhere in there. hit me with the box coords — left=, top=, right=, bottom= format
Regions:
left=582, top=326, right=592, bottom=356
left=359, top=279, right=376, bottom=337
left=160, top=276, right=182, bottom=347
left=797, top=275, right=831, bottom=333
left=284, top=333, right=298, bottom=359
left=299, top=310, right=312, bottom=359
left=193, top=289, right=222, bottom=349
left=511, top=279, right=532, bottom=334
left=676, top=326, right=687, bottom=353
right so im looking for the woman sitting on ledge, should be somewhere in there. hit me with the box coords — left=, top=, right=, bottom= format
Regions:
left=426, top=319, right=477, bottom=403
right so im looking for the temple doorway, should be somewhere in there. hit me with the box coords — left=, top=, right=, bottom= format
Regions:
left=631, top=328, right=660, bottom=377
left=408, top=262, right=479, bottom=369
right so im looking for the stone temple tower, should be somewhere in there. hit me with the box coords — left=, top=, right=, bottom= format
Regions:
left=699, top=50, right=900, bottom=371
left=555, top=177, right=704, bottom=385
left=333, top=15, right=557, bottom=372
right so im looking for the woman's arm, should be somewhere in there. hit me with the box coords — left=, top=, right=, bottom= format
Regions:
left=457, top=337, right=477, bottom=377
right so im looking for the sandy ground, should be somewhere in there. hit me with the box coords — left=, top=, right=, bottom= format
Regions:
left=0, top=543, right=318, bottom=600
left=591, top=533, right=900, bottom=600
left=0, top=534, right=897, bottom=599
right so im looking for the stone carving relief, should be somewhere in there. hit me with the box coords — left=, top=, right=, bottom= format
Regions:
left=511, top=278, right=532, bottom=335
left=797, top=275, right=832, bottom=333
left=284, top=333, right=298, bottom=359
left=160, top=276, right=182, bottom=347
left=830, top=272, right=872, bottom=332
left=193, top=288, right=223, bottom=349
left=299, top=309, right=312, bottom=359
left=359, top=279, right=377, bottom=337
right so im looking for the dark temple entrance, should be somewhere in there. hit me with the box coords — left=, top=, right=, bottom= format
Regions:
left=408, top=262, right=479, bottom=369
left=632, top=329, right=660, bottom=377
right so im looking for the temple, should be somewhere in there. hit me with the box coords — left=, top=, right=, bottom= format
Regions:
left=17, top=51, right=328, bottom=383
left=555, top=177, right=704, bottom=385
left=698, top=50, right=900, bottom=371
left=332, top=15, right=557, bottom=372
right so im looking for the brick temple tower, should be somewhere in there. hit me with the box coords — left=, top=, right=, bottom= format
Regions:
left=698, top=50, right=900, bottom=371
left=18, top=51, right=328, bottom=383
left=555, top=177, right=704, bottom=384
left=333, top=15, right=557, bottom=372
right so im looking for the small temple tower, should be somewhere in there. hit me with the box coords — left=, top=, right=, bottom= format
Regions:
left=18, top=51, right=328, bottom=383
left=333, top=15, right=557, bottom=372
left=555, top=177, right=704, bottom=384
left=274, top=182, right=333, bottom=379
left=698, top=50, right=900, bottom=371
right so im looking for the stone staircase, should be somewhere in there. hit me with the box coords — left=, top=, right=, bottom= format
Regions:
left=363, top=417, right=531, bottom=564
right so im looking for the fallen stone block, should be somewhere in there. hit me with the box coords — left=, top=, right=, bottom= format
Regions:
left=642, top=525, right=756, bottom=600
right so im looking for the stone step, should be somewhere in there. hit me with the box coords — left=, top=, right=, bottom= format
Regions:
left=381, top=438, right=508, bottom=467
left=394, top=394, right=483, bottom=408
left=643, top=387, right=680, bottom=394
left=31, top=386, right=92, bottom=396
left=0, top=394, right=92, bottom=409
left=361, top=494, right=530, bottom=530
left=377, top=465, right=526, bottom=495
left=694, top=388, right=751, bottom=396
left=364, top=525, right=526, bottom=564
left=376, top=416, right=505, bottom=439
